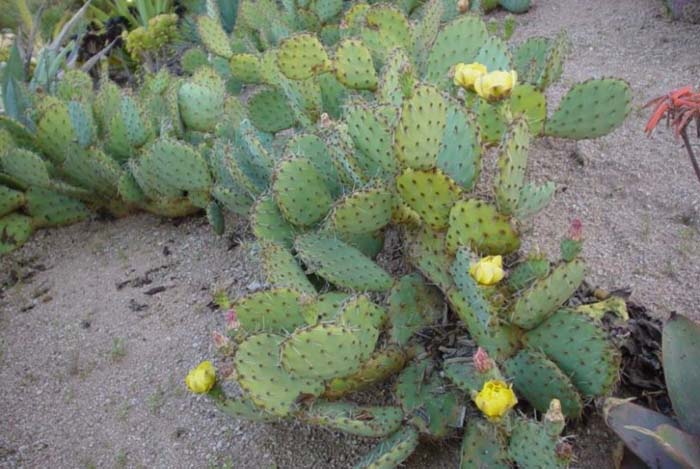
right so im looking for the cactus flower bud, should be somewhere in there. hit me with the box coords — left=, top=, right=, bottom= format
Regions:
left=212, top=331, right=230, bottom=350
left=473, top=347, right=494, bottom=373
left=474, top=70, right=518, bottom=101
left=185, top=360, right=216, bottom=394
left=469, top=255, right=505, bottom=286
left=457, top=0, right=470, bottom=13
left=453, top=62, right=488, bottom=90
left=569, top=218, right=583, bottom=241
left=473, top=380, right=518, bottom=421
left=225, top=309, right=239, bottom=331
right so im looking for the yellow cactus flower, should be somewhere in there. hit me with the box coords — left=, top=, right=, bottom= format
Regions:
left=453, top=62, right=488, bottom=90
left=469, top=255, right=505, bottom=285
left=474, top=380, right=518, bottom=420
left=474, top=70, right=518, bottom=100
left=185, top=360, right=217, bottom=394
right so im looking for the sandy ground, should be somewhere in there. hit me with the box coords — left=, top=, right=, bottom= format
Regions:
left=1, top=0, right=699, bottom=468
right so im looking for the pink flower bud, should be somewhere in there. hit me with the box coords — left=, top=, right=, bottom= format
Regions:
left=225, top=309, right=239, bottom=331
left=569, top=218, right=583, bottom=241
left=212, top=331, right=230, bottom=350
left=473, top=347, right=493, bottom=373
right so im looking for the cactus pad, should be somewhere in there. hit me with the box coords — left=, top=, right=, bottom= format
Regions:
left=524, top=309, right=621, bottom=397
left=0, top=186, right=24, bottom=217
left=425, top=15, right=488, bottom=85
left=396, top=168, right=462, bottom=230
left=229, top=54, right=264, bottom=83
left=446, top=199, right=520, bottom=255
left=338, top=295, right=387, bottom=331
left=437, top=101, right=482, bottom=190
left=394, top=84, right=447, bottom=169
left=304, top=401, right=403, bottom=437
left=495, top=118, right=531, bottom=215
left=510, top=84, right=546, bottom=135
left=272, top=157, right=333, bottom=227
left=443, top=359, right=502, bottom=395
left=308, top=291, right=351, bottom=322
left=451, top=248, right=495, bottom=332
left=0, top=213, right=33, bottom=254
left=406, top=226, right=453, bottom=291
left=514, top=181, right=556, bottom=219
left=248, top=88, right=297, bottom=132
left=235, top=333, right=324, bottom=416
left=277, top=34, right=330, bottom=80
left=388, top=273, right=444, bottom=345
left=504, top=349, right=583, bottom=417
left=510, top=260, right=586, bottom=329
left=354, top=426, right=419, bottom=469
left=377, top=48, right=414, bottom=107
left=508, top=416, right=568, bottom=469
left=460, top=419, right=511, bottom=469
left=474, top=99, right=507, bottom=145
left=281, top=323, right=373, bottom=379
left=25, top=187, right=90, bottom=227
left=137, top=139, right=212, bottom=198
left=197, top=15, right=232, bottom=58
left=334, top=39, right=378, bottom=91
left=251, top=194, right=295, bottom=247
left=295, top=232, right=393, bottom=291
left=259, top=241, right=316, bottom=295
left=473, top=35, right=511, bottom=71
left=545, top=79, right=632, bottom=139
left=235, top=288, right=308, bottom=334
left=324, top=346, right=408, bottom=398
left=508, top=256, right=551, bottom=292
left=0, top=148, right=50, bottom=187
left=513, top=36, right=550, bottom=86
left=328, top=186, right=394, bottom=235
left=344, top=101, right=398, bottom=180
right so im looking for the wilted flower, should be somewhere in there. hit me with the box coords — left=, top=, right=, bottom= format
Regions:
left=473, top=380, right=518, bottom=420
left=569, top=218, right=583, bottom=241
left=453, top=62, right=488, bottom=90
left=469, top=255, right=505, bottom=286
left=212, top=331, right=231, bottom=350
left=474, top=70, right=518, bottom=100
left=473, top=347, right=494, bottom=373
left=185, top=360, right=216, bottom=394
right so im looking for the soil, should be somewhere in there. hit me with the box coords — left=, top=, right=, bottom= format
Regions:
left=1, top=0, right=699, bottom=468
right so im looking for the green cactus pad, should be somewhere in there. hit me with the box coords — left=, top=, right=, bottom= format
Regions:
left=460, top=419, right=511, bottom=469
left=334, top=39, right=378, bottom=91
left=388, top=273, right=444, bottom=345
left=318, top=72, right=348, bottom=118
left=235, top=333, right=324, bottom=416
left=36, top=98, right=77, bottom=165
left=229, top=54, right=264, bottom=83
left=277, top=34, right=330, bottom=80
left=294, top=232, right=393, bottom=291
left=312, top=0, right=343, bottom=22
left=394, top=84, right=447, bottom=169
left=510, top=260, right=586, bottom=329
left=545, top=79, right=632, bottom=139
left=538, top=32, right=569, bottom=90
left=285, top=134, right=341, bottom=197
left=56, top=70, right=93, bottom=102
left=328, top=186, right=394, bottom=235
left=303, top=401, right=403, bottom=437
left=446, top=288, right=519, bottom=360
left=504, top=349, right=583, bottom=417
left=197, top=15, right=232, bottom=58
left=474, top=35, right=511, bottom=71
left=119, top=95, right=152, bottom=148
left=62, top=148, right=122, bottom=198
left=308, top=291, right=351, bottom=322
left=446, top=199, right=520, bottom=255
left=248, top=88, right=297, bottom=133
left=67, top=101, right=96, bottom=148
left=443, top=359, right=503, bottom=395
left=281, top=323, right=373, bottom=379
left=663, top=313, right=700, bottom=434
left=25, top=187, right=90, bottom=228
left=0, top=148, right=50, bottom=187
left=377, top=48, right=413, bottom=107
left=396, top=168, right=462, bottom=230
left=425, top=15, right=488, bottom=85
left=181, top=48, right=208, bottom=74
left=508, top=416, right=568, bottom=469
left=324, top=345, right=408, bottom=398
left=215, top=395, right=278, bottom=423
left=136, top=139, right=212, bottom=199
left=344, top=101, right=398, bottom=180
left=523, top=309, right=621, bottom=397
left=235, top=288, right=309, bottom=334
left=354, top=426, right=419, bottom=469
left=512, top=36, right=550, bottom=86
left=259, top=241, right=316, bottom=295
left=451, top=248, right=495, bottom=332
left=495, top=118, right=531, bottom=215
left=212, top=183, right=253, bottom=215
left=0, top=213, right=33, bottom=254
left=178, top=67, right=225, bottom=132
left=396, top=360, right=462, bottom=437
left=251, top=194, right=295, bottom=248
left=437, top=101, right=482, bottom=190
left=508, top=256, right=551, bottom=291
left=206, top=201, right=225, bottom=235
left=117, top=170, right=146, bottom=204
left=272, top=157, right=333, bottom=227
left=338, top=295, right=387, bottom=331
left=359, top=5, right=412, bottom=66
left=510, top=84, right=546, bottom=135
left=406, top=226, right=453, bottom=291
left=515, top=181, right=556, bottom=219
left=410, top=0, right=443, bottom=74
left=474, top=99, right=507, bottom=145
left=0, top=186, right=24, bottom=217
